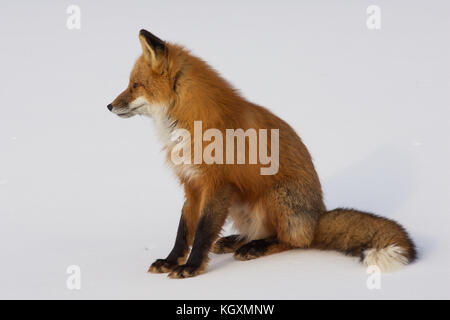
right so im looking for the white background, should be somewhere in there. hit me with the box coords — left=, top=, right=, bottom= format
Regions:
left=0, top=0, right=449, bottom=299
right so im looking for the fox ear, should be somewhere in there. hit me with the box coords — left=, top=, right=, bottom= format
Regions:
left=139, top=29, right=166, bottom=69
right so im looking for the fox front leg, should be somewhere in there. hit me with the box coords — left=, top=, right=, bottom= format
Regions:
left=148, top=214, right=189, bottom=273
left=168, top=186, right=232, bottom=279
left=148, top=198, right=199, bottom=273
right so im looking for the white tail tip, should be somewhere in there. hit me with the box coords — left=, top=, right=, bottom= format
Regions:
left=362, top=244, right=409, bottom=272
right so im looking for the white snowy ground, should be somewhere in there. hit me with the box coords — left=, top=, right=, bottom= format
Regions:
left=0, top=1, right=449, bottom=299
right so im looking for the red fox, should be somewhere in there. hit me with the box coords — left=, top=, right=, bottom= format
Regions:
left=107, top=30, right=416, bottom=278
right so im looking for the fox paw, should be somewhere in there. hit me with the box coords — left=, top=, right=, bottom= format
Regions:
left=168, top=264, right=204, bottom=279
left=234, top=240, right=269, bottom=261
left=234, top=247, right=261, bottom=260
left=148, top=259, right=178, bottom=273
left=211, top=235, right=244, bottom=254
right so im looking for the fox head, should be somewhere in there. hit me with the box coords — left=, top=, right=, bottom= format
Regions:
left=107, top=30, right=182, bottom=118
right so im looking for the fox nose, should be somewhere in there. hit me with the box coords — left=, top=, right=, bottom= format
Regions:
left=107, top=104, right=113, bottom=111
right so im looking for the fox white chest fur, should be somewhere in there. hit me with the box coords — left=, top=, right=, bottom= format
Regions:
left=137, top=97, right=201, bottom=182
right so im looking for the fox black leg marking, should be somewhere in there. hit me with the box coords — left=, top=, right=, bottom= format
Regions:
left=168, top=187, right=232, bottom=278
left=234, top=236, right=290, bottom=261
left=211, top=234, right=247, bottom=254
left=148, top=207, right=189, bottom=273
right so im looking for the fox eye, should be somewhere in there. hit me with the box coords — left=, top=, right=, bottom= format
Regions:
left=132, top=83, right=140, bottom=89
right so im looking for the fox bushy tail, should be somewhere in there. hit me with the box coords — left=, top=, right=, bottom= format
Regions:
left=311, top=208, right=416, bottom=272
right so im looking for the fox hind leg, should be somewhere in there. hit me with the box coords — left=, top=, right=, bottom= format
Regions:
left=232, top=179, right=324, bottom=263
left=265, top=180, right=324, bottom=248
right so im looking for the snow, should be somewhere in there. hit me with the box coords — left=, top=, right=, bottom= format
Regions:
left=0, top=0, right=449, bottom=299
